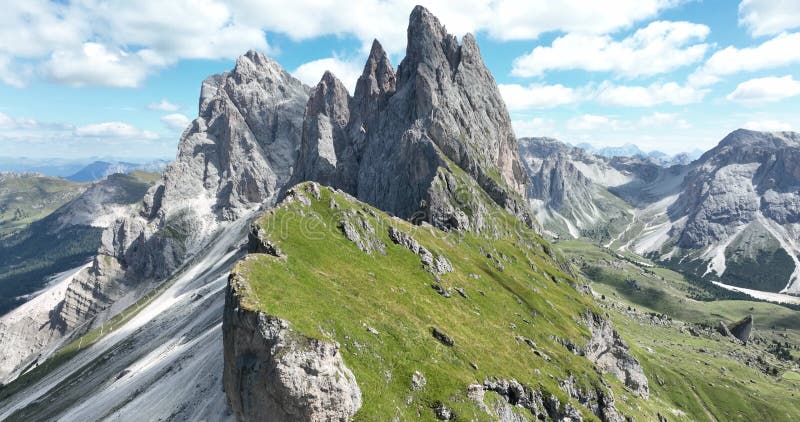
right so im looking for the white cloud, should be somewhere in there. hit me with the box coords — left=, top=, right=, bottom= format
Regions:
left=149, top=98, right=182, bottom=112
left=0, top=54, right=28, bottom=88
left=690, top=32, right=800, bottom=86
left=0, top=0, right=270, bottom=88
left=595, top=81, right=707, bottom=107
left=739, top=0, right=800, bottom=36
left=498, top=83, right=583, bottom=110
left=512, top=20, right=709, bottom=78
left=484, top=0, right=682, bottom=41
left=160, top=113, right=192, bottom=131
left=74, top=122, right=159, bottom=140
left=567, top=114, right=623, bottom=131
left=726, top=75, right=800, bottom=104
left=232, top=0, right=680, bottom=53
left=512, top=117, right=558, bottom=137
left=45, top=43, right=164, bottom=88
left=293, top=57, right=362, bottom=93
left=0, top=0, right=685, bottom=87
left=743, top=119, right=794, bottom=131
left=639, top=112, right=691, bottom=128
left=0, top=112, right=39, bottom=130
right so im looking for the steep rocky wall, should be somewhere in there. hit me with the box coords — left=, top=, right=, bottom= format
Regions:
left=290, top=6, right=531, bottom=231
left=223, top=269, right=361, bottom=421
left=0, top=51, right=311, bottom=384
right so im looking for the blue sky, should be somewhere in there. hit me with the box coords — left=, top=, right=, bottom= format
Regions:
left=1, top=0, right=799, bottom=160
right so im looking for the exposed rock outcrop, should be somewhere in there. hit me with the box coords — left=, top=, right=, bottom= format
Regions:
left=224, top=270, right=362, bottom=421
left=289, top=6, right=531, bottom=231
left=585, top=312, right=649, bottom=399
left=716, top=315, right=754, bottom=344
left=477, top=377, right=623, bottom=422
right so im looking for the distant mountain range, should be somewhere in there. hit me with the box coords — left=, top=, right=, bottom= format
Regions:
left=65, top=160, right=168, bottom=182
left=521, top=130, right=800, bottom=294
left=573, top=142, right=704, bottom=166
left=0, top=157, right=168, bottom=180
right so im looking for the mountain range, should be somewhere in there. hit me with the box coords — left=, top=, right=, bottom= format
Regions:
left=0, top=6, right=799, bottom=422
left=521, top=130, right=800, bottom=295
left=0, top=158, right=168, bottom=181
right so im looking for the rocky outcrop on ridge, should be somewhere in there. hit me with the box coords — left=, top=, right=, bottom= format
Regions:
left=224, top=268, right=362, bottom=422
left=716, top=315, right=754, bottom=344
left=290, top=6, right=531, bottom=231
left=585, top=312, right=649, bottom=399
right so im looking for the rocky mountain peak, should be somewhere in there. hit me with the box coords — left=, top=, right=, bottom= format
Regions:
left=233, top=50, right=289, bottom=81
left=402, top=5, right=460, bottom=74
left=353, top=39, right=396, bottom=110
left=288, top=6, right=531, bottom=231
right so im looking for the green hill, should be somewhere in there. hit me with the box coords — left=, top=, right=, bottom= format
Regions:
left=221, top=181, right=800, bottom=421
left=0, top=173, right=86, bottom=236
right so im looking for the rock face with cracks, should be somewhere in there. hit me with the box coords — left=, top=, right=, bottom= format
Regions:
left=288, top=5, right=531, bottom=232
left=585, top=312, right=649, bottom=399
left=224, top=270, right=362, bottom=421
left=0, top=50, right=311, bottom=384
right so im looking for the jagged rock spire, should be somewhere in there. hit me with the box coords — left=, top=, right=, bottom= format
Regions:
left=288, top=5, right=532, bottom=230
left=354, top=39, right=396, bottom=105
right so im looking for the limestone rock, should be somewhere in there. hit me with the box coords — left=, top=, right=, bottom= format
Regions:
left=727, top=315, right=754, bottom=344
left=288, top=5, right=532, bottom=231
left=585, top=312, right=649, bottom=399
left=223, top=272, right=362, bottom=421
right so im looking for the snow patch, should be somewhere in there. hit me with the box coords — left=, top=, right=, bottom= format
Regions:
left=711, top=281, right=800, bottom=305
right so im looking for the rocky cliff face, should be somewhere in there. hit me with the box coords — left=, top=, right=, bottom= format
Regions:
left=290, top=6, right=530, bottom=231
left=0, top=51, right=311, bottom=383
left=0, top=172, right=158, bottom=381
left=519, top=138, right=634, bottom=239
left=224, top=267, right=362, bottom=421
left=664, top=130, right=800, bottom=292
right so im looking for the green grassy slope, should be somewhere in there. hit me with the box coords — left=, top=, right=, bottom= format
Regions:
left=0, top=173, right=86, bottom=236
left=232, top=181, right=687, bottom=420
left=556, top=239, right=800, bottom=420
left=233, top=183, right=800, bottom=421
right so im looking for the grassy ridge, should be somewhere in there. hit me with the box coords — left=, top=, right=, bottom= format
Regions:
left=235, top=183, right=666, bottom=420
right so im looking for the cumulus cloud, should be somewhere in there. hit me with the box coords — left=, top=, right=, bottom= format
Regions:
left=1, top=0, right=270, bottom=88
left=567, top=114, right=624, bottom=131
left=595, top=81, right=707, bottom=107
left=511, top=117, right=558, bottom=137
left=743, top=119, right=794, bottom=131
left=690, top=32, right=800, bottom=86
left=639, top=112, right=691, bottom=128
left=292, top=57, right=363, bottom=93
left=594, top=82, right=704, bottom=107
left=0, top=0, right=684, bottom=88
left=498, top=83, right=584, bottom=110
left=149, top=98, right=182, bottom=112
left=160, top=113, right=192, bottom=131
left=739, top=0, right=800, bottom=36
left=512, top=21, right=709, bottom=78
left=726, top=75, right=800, bottom=104
left=44, top=43, right=166, bottom=88
left=232, top=0, right=680, bottom=53
left=74, top=122, right=158, bottom=140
